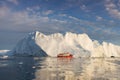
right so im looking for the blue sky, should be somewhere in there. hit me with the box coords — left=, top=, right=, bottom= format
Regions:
left=0, top=0, right=120, bottom=49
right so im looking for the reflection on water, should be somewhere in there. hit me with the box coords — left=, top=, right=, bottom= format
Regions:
left=0, top=57, right=120, bottom=80
left=34, top=57, right=120, bottom=80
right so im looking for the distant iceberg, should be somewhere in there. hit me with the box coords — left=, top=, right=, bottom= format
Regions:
left=0, top=50, right=11, bottom=59
left=12, top=31, right=120, bottom=57
left=0, top=50, right=10, bottom=55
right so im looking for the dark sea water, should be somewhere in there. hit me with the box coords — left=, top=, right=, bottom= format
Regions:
left=0, top=57, right=120, bottom=80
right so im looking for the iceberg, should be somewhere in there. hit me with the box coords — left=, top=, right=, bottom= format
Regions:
left=0, top=50, right=10, bottom=59
left=0, top=50, right=10, bottom=54
left=12, top=31, right=120, bottom=57
left=12, top=32, right=47, bottom=57
left=0, top=50, right=10, bottom=55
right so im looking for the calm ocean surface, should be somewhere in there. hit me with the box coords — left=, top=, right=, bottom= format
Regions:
left=0, top=57, right=120, bottom=80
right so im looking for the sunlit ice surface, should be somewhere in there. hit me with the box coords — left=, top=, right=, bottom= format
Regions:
left=0, top=57, right=120, bottom=80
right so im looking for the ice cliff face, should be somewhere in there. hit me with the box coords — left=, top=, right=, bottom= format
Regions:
left=12, top=32, right=47, bottom=57
left=12, top=31, right=120, bottom=57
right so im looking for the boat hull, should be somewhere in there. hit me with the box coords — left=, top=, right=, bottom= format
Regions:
left=57, top=53, right=73, bottom=58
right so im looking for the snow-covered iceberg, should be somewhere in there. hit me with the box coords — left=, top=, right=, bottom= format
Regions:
left=12, top=32, right=47, bottom=57
left=12, top=31, right=120, bottom=57
left=0, top=50, right=10, bottom=55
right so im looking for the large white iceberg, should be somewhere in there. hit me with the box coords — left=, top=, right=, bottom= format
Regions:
left=12, top=31, right=120, bottom=57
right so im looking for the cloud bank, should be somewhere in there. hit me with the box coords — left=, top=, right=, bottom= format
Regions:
left=105, top=0, right=120, bottom=19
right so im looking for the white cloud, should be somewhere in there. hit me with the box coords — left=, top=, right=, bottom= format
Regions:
left=105, top=0, right=120, bottom=19
left=80, top=5, right=90, bottom=12
left=96, top=16, right=103, bottom=21
left=51, top=19, right=67, bottom=24
left=80, top=5, right=86, bottom=10
left=43, top=10, right=53, bottom=15
left=26, top=6, right=40, bottom=14
left=41, top=17, right=49, bottom=22
left=0, top=6, right=50, bottom=32
left=68, top=16, right=80, bottom=21
left=26, top=7, right=33, bottom=11
left=0, top=5, right=119, bottom=43
left=0, top=6, right=70, bottom=33
left=7, top=0, right=18, bottom=5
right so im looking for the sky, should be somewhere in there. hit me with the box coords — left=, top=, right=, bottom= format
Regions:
left=0, top=0, right=120, bottom=50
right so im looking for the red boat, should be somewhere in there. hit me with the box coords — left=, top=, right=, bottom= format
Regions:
left=57, top=52, right=73, bottom=58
